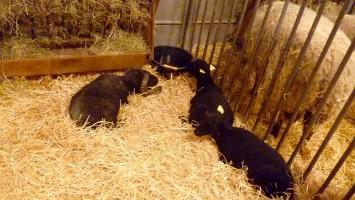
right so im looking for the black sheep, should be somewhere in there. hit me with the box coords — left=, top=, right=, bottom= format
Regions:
left=187, top=59, right=234, bottom=136
left=154, top=46, right=193, bottom=69
left=187, top=59, right=294, bottom=198
left=69, top=69, right=158, bottom=127
left=153, top=46, right=193, bottom=78
left=200, top=126, right=294, bottom=199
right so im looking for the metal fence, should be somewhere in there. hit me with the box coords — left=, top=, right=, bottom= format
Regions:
left=164, top=0, right=355, bottom=198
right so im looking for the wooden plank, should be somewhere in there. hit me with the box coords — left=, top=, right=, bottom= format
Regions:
left=1, top=53, right=148, bottom=77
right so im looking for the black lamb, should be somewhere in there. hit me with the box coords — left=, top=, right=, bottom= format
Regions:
left=154, top=46, right=193, bottom=69
left=199, top=126, right=294, bottom=199
left=69, top=69, right=158, bottom=127
left=187, top=59, right=294, bottom=198
left=153, top=46, right=193, bottom=78
left=187, top=58, right=234, bottom=136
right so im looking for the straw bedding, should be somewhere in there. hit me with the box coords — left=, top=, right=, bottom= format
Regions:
left=0, top=66, right=353, bottom=199
left=0, top=0, right=150, bottom=60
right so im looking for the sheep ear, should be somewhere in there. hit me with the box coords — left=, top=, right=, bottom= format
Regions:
left=209, top=64, right=216, bottom=72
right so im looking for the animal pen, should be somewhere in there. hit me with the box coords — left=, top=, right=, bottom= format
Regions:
left=0, top=0, right=354, bottom=199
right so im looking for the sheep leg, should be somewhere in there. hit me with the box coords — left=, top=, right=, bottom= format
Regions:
left=235, top=37, right=245, bottom=49
left=303, top=110, right=315, bottom=141
left=250, top=73, right=260, bottom=95
left=298, top=110, right=316, bottom=155
left=270, top=119, right=283, bottom=138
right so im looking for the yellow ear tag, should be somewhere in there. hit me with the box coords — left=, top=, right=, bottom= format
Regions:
left=210, top=64, right=216, bottom=71
left=217, top=105, right=224, bottom=114
left=199, top=69, right=206, bottom=74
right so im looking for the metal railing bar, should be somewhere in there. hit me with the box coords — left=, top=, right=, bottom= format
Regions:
left=178, top=0, right=188, bottom=47
left=316, top=137, right=355, bottom=195
left=283, top=36, right=355, bottom=165
left=302, top=88, right=355, bottom=180
left=258, top=0, right=316, bottom=140
left=208, top=0, right=227, bottom=64
left=213, top=0, right=250, bottom=80
left=230, top=0, right=262, bottom=113
left=243, top=0, right=291, bottom=121
left=272, top=0, right=328, bottom=148
left=283, top=0, right=352, bottom=164
left=189, top=0, right=202, bottom=53
left=219, top=0, right=274, bottom=90
left=155, top=20, right=239, bottom=25
left=212, top=0, right=239, bottom=81
left=202, top=0, right=219, bottom=59
left=342, top=184, right=355, bottom=200
left=181, top=0, right=193, bottom=48
left=195, top=0, right=209, bottom=57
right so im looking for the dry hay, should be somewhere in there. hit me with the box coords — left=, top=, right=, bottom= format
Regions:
left=0, top=0, right=150, bottom=60
left=1, top=29, right=147, bottom=60
left=0, top=66, right=268, bottom=199
left=0, top=65, right=353, bottom=199
left=248, top=115, right=355, bottom=200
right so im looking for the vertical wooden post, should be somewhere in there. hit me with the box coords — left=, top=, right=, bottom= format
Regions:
left=146, top=0, right=160, bottom=61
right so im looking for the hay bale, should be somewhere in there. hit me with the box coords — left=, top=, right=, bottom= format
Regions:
left=0, top=0, right=150, bottom=38
left=1, top=37, right=55, bottom=60
left=220, top=1, right=355, bottom=127
left=0, top=29, right=147, bottom=60
left=0, top=0, right=150, bottom=60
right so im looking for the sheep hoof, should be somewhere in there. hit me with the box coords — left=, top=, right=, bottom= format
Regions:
left=270, top=123, right=282, bottom=138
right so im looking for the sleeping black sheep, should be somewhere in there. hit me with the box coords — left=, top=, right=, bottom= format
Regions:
left=187, top=59, right=294, bottom=198
left=201, top=126, right=294, bottom=199
left=187, top=58, right=234, bottom=135
left=69, top=69, right=158, bottom=127
left=152, top=46, right=193, bottom=79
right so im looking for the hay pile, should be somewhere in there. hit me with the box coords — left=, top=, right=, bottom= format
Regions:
left=0, top=0, right=150, bottom=60
left=0, top=66, right=264, bottom=199
left=0, top=66, right=353, bottom=199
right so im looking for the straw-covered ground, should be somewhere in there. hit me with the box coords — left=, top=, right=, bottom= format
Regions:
left=0, top=66, right=353, bottom=199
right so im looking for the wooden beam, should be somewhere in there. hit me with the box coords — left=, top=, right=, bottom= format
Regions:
left=1, top=53, right=148, bottom=77
left=146, top=0, right=159, bottom=60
